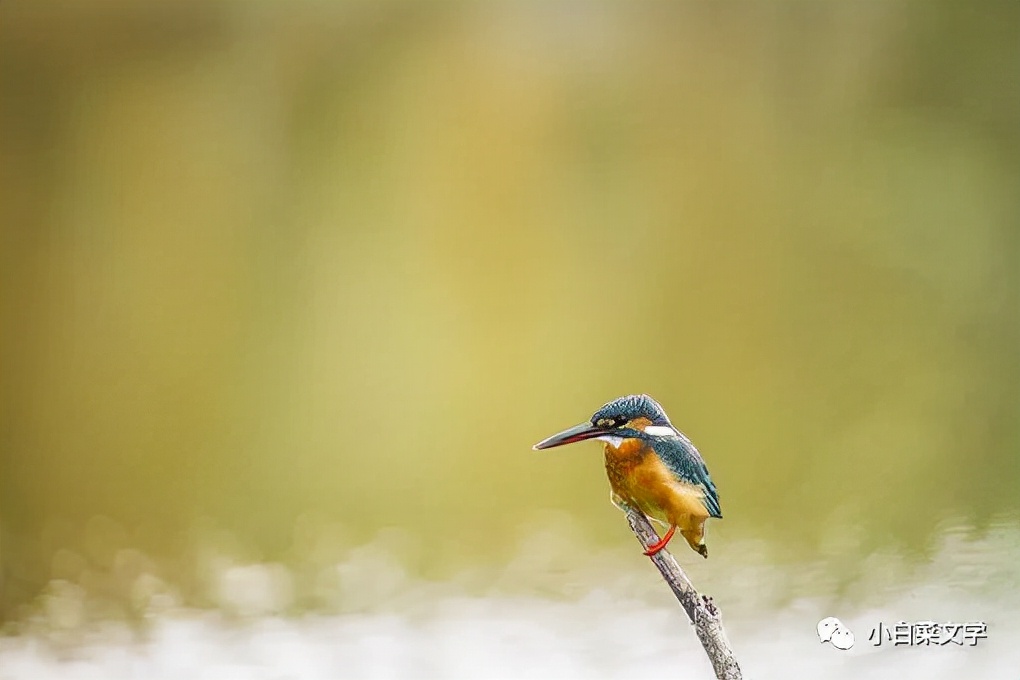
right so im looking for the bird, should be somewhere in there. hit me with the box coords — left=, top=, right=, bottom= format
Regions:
left=533, top=394, right=722, bottom=558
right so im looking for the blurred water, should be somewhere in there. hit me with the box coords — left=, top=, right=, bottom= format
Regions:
left=1, top=517, right=1017, bottom=679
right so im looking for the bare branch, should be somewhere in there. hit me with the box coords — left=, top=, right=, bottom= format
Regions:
left=623, top=507, right=742, bottom=680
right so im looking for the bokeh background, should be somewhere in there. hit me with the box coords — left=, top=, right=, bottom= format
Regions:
left=1, top=2, right=1018, bottom=678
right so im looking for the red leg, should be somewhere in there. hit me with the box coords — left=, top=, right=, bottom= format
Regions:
left=643, top=524, right=677, bottom=556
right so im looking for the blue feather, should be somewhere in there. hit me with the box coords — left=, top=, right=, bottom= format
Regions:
left=650, top=433, right=723, bottom=519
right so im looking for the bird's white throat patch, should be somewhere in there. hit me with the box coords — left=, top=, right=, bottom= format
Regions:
left=598, top=426, right=676, bottom=448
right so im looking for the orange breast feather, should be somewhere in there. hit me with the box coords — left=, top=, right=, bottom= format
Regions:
left=604, top=439, right=709, bottom=525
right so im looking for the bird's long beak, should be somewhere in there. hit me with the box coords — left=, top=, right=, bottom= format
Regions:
left=532, top=422, right=607, bottom=450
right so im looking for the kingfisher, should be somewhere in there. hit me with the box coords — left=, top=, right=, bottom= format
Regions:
left=533, top=394, right=722, bottom=558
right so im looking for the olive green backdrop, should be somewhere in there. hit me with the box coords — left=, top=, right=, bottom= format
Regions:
left=1, top=2, right=1018, bottom=619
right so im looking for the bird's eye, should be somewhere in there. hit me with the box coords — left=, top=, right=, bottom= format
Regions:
left=615, top=418, right=629, bottom=428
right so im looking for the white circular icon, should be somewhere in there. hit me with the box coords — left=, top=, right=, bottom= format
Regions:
left=817, top=616, right=855, bottom=650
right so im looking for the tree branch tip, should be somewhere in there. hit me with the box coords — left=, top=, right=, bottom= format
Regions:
left=622, top=507, right=742, bottom=679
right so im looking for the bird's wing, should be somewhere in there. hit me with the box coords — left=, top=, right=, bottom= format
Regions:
left=654, top=433, right=722, bottom=518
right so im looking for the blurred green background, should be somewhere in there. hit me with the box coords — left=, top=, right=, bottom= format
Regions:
left=1, top=1, right=1018, bottom=620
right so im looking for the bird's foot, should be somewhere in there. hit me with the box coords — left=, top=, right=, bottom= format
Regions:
left=643, top=524, right=677, bottom=556
left=697, top=543, right=708, bottom=559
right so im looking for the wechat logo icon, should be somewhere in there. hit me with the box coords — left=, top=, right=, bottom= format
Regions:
left=817, top=616, right=855, bottom=650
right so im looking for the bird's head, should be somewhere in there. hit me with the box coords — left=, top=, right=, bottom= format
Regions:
left=532, top=394, right=677, bottom=450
